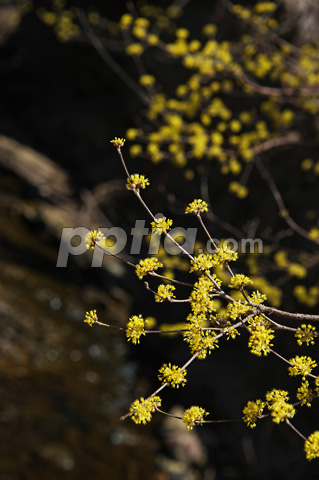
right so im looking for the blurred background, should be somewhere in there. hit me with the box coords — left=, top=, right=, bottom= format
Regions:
left=0, top=1, right=319, bottom=479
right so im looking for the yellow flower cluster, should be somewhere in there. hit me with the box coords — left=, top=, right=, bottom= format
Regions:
left=189, top=253, right=215, bottom=272
left=84, top=310, right=98, bottom=327
left=297, top=380, right=313, bottom=407
left=249, top=290, right=267, bottom=304
left=243, top=389, right=297, bottom=428
left=190, top=246, right=237, bottom=274
left=189, top=275, right=218, bottom=315
left=126, top=314, right=145, bottom=344
left=229, top=181, right=248, bottom=199
left=228, top=274, right=253, bottom=289
left=120, top=13, right=160, bottom=47
left=136, top=257, right=163, bottom=279
left=182, top=406, right=208, bottom=430
left=248, top=325, right=274, bottom=356
left=184, top=317, right=219, bottom=359
left=126, top=174, right=150, bottom=191
left=37, top=5, right=80, bottom=42
left=288, top=356, right=317, bottom=379
left=85, top=230, right=105, bottom=250
left=242, top=399, right=265, bottom=428
left=185, top=198, right=208, bottom=215
left=158, top=363, right=187, bottom=387
left=116, top=5, right=319, bottom=177
left=129, top=396, right=162, bottom=424
left=227, top=301, right=250, bottom=320
left=225, top=325, right=240, bottom=339
left=214, top=245, right=238, bottom=264
left=274, top=251, right=307, bottom=279
left=295, top=324, right=318, bottom=346
left=110, top=137, right=126, bottom=148
left=151, top=217, right=173, bottom=235
left=254, top=2, right=277, bottom=14
left=294, top=285, right=319, bottom=308
left=266, top=389, right=295, bottom=424
left=155, top=284, right=176, bottom=302
left=305, top=431, right=319, bottom=461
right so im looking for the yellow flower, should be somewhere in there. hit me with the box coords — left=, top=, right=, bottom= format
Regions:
left=84, top=310, right=98, bottom=327
left=39, top=11, right=57, bottom=26
left=242, top=399, right=265, bottom=428
left=287, top=263, right=307, bottom=278
left=227, top=301, right=250, bottom=320
left=126, top=314, right=145, bottom=344
left=202, top=24, right=217, bottom=37
left=226, top=326, right=240, bottom=339
left=126, top=43, right=144, bottom=56
left=297, top=380, right=313, bottom=407
left=230, top=119, right=242, bottom=132
left=228, top=274, right=253, bottom=289
left=309, top=228, right=319, bottom=241
left=155, top=284, right=176, bottom=302
left=158, top=363, right=187, bottom=387
left=213, top=245, right=238, bottom=265
left=266, top=389, right=289, bottom=405
left=305, top=431, right=319, bottom=460
left=151, top=217, right=173, bottom=235
left=249, top=290, right=267, bottom=304
left=147, top=34, right=159, bottom=46
left=248, top=325, right=274, bottom=356
left=136, top=257, right=163, bottom=279
left=183, top=324, right=218, bottom=359
left=270, top=401, right=295, bottom=424
left=176, top=28, right=189, bottom=39
left=189, top=253, right=215, bottom=272
left=126, top=174, right=150, bottom=191
left=182, top=406, right=208, bottom=430
left=129, top=396, right=161, bottom=424
left=254, top=2, right=277, bottom=14
left=288, top=356, right=317, bottom=379
left=120, top=13, right=133, bottom=28
left=189, top=275, right=218, bottom=314
left=130, top=144, right=143, bottom=157
left=185, top=199, right=209, bottom=215
left=126, top=128, right=140, bottom=140
left=229, top=181, right=248, bottom=198
left=266, top=389, right=295, bottom=424
left=295, top=324, right=318, bottom=346
left=134, top=17, right=150, bottom=28
left=139, top=74, right=156, bottom=86
left=110, top=137, right=126, bottom=147
left=85, top=230, right=105, bottom=250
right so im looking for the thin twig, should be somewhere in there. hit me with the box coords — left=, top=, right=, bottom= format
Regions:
left=285, top=419, right=307, bottom=441
left=255, top=156, right=317, bottom=244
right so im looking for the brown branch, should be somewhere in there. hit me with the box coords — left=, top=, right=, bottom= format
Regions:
left=236, top=71, right=319, bottom=97
left=256, top=304, right=319, bottom=322
left=252, top=132, right=301, bottom=155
